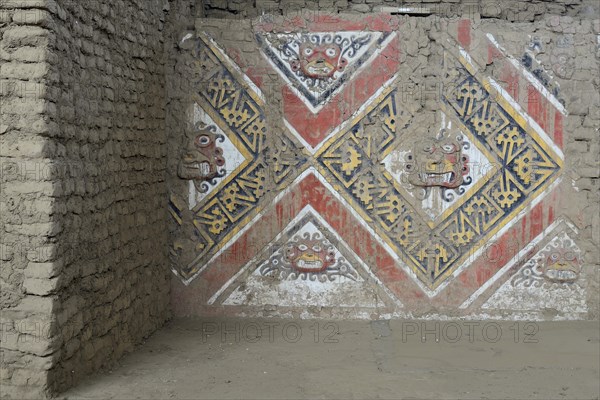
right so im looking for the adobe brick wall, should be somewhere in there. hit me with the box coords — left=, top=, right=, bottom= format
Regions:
left=202, top=0, right=599, bottom=20
left=1, top=1, right=60, bottom=398
left=44, top=0, right=172, bottom=394
left=0, top=0, right=192, bottom=397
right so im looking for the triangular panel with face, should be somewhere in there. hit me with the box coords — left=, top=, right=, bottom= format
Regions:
left=257, top=31, right=387, bottom=112
left=480, top=224, right=587, bottom=318
left=209, top=206, right=402, bottom=315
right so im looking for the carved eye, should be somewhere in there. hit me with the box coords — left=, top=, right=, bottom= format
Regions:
left=550, top=252, right=560, bottom=261
left=442, top=144, right=456, bottom=153
left=563, top=251, right=576, bottom=261
left=298, top=244, right=308, bottom=251
left=325, top=47, right=337, bottom=57
left=312, top=245, right=322, bottom=252
left=196, top=135, right=211, bottom=147
left=303, top=47, right=313, bottom=56
left=423, top=145, right=434, bottom=153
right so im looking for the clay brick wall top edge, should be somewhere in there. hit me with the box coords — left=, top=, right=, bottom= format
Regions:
left=201, top=0, right=599, bottom=21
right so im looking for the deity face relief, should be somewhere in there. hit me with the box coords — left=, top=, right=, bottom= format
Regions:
left=543, top=247, right=581, bottom=283
left=284, top=240, right=336, bottom=273
left=405, top=130, right=470, bottom=189
left=177, top=124, right=225, bottom=183
left=291, top=41, right=347, bottom=79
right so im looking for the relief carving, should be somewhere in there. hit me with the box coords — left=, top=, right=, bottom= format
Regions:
left=177, top=122, right=226, bottom=192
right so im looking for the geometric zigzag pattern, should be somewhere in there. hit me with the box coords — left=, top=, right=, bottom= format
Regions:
left=170, top=20, right=565, bottom=298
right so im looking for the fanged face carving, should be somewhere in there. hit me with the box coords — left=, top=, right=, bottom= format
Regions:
left=543, top=247, right=581, bottom=283
left=405, top=131, right=469, bottom=189
left=291, top=42, right=347, bottom=79
left=284, top=240, right=336, bottom=273
left=177, top=125, right=225, bottom=182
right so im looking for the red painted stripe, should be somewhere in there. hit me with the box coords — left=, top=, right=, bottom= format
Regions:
left=500, top=65, right=519, bottom=100
left=548, top=190, right=557, bottom=226
left=245, top=66, right=264, bottom=88
left=536, top=93, right=549, bottom=131
left=487, top=42, right=503, bottom=65
left=525, top=84, right=554, bottom=136
left=473, top=234, right=511, bottom=286
left=527, top=85, right=542, bottom=127
left=458, top=19, right=471, bottom=50
left=554, top=110, right=564, bottom=149
left=529, top=202, right=544, bottom=240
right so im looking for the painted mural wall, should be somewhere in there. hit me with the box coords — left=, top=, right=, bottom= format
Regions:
left=167, top=13, right=599, bottom=320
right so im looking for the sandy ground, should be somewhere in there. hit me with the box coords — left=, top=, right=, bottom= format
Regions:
left=61, top=318, right=600, bottom=400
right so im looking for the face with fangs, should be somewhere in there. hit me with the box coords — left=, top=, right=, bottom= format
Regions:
left=178, top=125, right=225, bottom=182
left=543, top=246, right=582, bottom=283
left=291, top=41, right=347, bottom=79
left=405, top=129, right=469, bottom=189
left=285, top=240, right=336, bottom=273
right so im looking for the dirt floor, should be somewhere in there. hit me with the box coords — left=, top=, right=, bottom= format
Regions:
left=61, top=318, right=600, bottom=400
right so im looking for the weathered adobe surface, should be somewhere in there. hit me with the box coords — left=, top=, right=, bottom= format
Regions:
left=2, top=1, right=63, bottom=398
left=202, top=0, right=600, bottom=20
left=0, top=0, right=194, bottom=398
